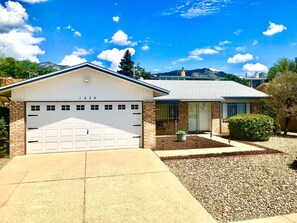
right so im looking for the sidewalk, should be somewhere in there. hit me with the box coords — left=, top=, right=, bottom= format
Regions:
left=155, top=133, right=264, bottom=158
left=230, top=213, right=297, bottom=223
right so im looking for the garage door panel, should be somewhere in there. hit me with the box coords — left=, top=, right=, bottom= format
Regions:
left=27, top=102, right=143, bottom=154
left=60, top=141, right=73, bottom=150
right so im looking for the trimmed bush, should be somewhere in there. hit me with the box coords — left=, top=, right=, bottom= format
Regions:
left=0, top=118, right=9, bottom=157
left=229, top=114, right=274, bottom=141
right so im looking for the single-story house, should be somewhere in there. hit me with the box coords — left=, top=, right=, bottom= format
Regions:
left=0, top=63, right=268, bottom=157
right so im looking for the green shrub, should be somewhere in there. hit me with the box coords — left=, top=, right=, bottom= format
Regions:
left=229, top=114, right=274, bottom=141
left=0, top=106, right=9, bottom=125
left=176, top=130, right=186, bottom=135
left=0, top=118, right=9, bottom=157
left=261, top=100, right=281, bottom=135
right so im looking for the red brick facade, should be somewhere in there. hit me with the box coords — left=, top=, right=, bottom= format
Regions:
left=156, top=102, right=188, bottom=135
left=143, top=101, right=156, bottom=149
left=211, top=102, right=221, bottom=134
left=9, top=101, right=26, bottom=157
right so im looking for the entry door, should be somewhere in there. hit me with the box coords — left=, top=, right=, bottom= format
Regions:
left=188, top=102, right=211, bottom=132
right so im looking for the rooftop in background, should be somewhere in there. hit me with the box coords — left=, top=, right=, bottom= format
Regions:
left=143, top=80, right=268, bottom=101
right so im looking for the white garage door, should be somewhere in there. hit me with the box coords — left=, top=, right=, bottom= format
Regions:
left=26, top=102, right=143, bottom=154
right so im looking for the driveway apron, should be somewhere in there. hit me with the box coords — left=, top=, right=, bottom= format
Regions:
left=0, top=149, right=216, bottom=223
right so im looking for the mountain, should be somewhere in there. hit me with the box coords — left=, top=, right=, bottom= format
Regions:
left=154, top=68, right=229, bottom=80
left=38, top=62, right=69, bottom=71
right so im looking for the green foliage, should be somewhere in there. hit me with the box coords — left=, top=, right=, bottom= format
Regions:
left=220, top=74, right=248, bottom=86
left=134, top=63, right=151, bottom=79
left=267, top=71, right=297, bottom=135
left=229, top=114, right=274, bottom=141
left=0, top=106, right=9, bottom=125
left=0, top=118, right=9, bottom=157
left=176, top=130, right=186, bottom=135
left=261, top=100, right=281, bottom=135
left=0, top=57, right=57, bottom=79
left=268, top=58, right=297, bottom=81
left=117, top=50, right=134, bottom=77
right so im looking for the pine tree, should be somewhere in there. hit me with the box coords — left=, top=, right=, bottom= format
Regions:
left=118, top=50, right=134, bottom=77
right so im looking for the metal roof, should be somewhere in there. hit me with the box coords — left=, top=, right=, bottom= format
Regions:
left=0, top=62, right=169, bottom=96
left=143, top=80, right=268, bottom=101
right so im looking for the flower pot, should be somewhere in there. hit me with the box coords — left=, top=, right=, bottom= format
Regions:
left=177, top=134, right=187, bottom=142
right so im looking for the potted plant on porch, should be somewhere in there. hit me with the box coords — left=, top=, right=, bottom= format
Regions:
left=176, top=130, right=187, bottom=142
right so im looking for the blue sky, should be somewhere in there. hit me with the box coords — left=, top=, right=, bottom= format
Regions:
left=0, top=0, right=296, bottom=76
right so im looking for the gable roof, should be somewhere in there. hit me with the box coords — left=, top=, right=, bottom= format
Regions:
left=0, top=62, right=169, bottom=96
left=143, top=80, right=268, bottom=101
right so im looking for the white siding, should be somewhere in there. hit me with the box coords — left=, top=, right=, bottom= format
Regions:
left=11, top=67, right=153, bottom=101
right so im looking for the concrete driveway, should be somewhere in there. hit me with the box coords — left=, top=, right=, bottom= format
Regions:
left=0, top=149, right=216, bottom=223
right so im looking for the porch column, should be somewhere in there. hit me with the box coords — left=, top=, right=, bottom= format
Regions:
left=143, top=101, right=156, bottom=149
left=211, top=102, right=221, bottom=134
left=10, top=101, right=26, bottom=157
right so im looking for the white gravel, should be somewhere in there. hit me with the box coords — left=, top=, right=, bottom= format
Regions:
left=163, top=135, right=297, bottom=223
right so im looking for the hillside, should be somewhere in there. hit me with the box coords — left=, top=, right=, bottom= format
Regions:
left=154, top=68, right=229, bottom=79
left=38, top=62, right=69, bottom=71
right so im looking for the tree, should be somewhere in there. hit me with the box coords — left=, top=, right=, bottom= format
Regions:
left=117, top=50, right=134, bottom=77
left=267, top=71, right=297, bottom=135
left=134, top=63, right=151, bottom=80
left=220, top=74, right=248, bottom=86
left=268, top=58, right=297, bottom=81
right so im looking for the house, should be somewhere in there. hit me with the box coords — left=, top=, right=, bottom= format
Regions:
left=0, top=63, right=268, bottom=157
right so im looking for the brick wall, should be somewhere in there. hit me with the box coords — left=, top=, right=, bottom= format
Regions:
left=211, top=102, right=221, bottom=134
left=143, top=101, right=156, bottom=149
left=251, top=102, right=262, bottom=113
left=156, top=102, right=188, bottom=135
left=9, top=101, right=26, bottom=157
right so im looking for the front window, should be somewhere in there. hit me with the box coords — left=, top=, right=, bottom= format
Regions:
left=156, top=102, right=179, bottom=121
left=223, top=103, right=250, bottom=119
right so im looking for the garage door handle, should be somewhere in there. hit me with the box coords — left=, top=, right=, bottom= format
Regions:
left=87, top=129, right=89, bottom=134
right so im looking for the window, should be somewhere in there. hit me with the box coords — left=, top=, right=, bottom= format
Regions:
left=131, top=104, right=139, bottom=110
left=118, top=104, right=126, bottom=110
left=46, top=105, right=55, bottom=111
left=223, top=103, right=250, bottom=119
left=91, top=105, right=99, bottom=110
left=61, top=105, right=70, bottom=111
left=31, top=105, right=40, bottom=111
left=76, top=105, right=85, bottom=111
left=156, top=102, right=179, bottom=121
left=105, top=105, right=113, bottom=110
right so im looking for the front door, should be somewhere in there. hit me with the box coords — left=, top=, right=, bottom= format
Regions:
left=188, top=102, right=211, bottom=133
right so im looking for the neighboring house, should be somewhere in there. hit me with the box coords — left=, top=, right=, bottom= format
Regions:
left=0, top=63, right=268, bottom=157
left=243, top=72, right=268, bottom=88
left=0, top=77, right=23, bottom=105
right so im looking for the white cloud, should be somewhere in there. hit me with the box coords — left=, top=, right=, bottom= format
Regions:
left=173, top=47, right=218, bottom=64
left=91, top=60, right=103, bottom=67
left=97, top=47, right=135, bottom=71
left=18, top=0, right=47, bottom=3
left=162, top=0, right=232, bottom=18
left=141, top=45, right=149, bottom=51
left=219, top=40, right=231, bottom=46
left=72, top=47, right=93, bottom=56
left=243, top=63, right=268, bottom=74
left=263, top=21, right=287, bottom=36
left=0, top=29, right=44, bottom=62
left=252, top=40, right=258, bottom=46
left=0, top=1, right=27, bottom=32
left=235, top=46, right=246, bottom=52
left=214, top=46, right=224, bottom=51
left=62, top=24, right=82, bottom=37
left=0, top=1, right=44, bottom=62
left=112, top=16, right=120, bottom=22
left=234, top=29, right=242, bottom=35
left=104, top=38, right=108, bottom=43
left=60, top=55, right=86, bottom=66
left=59, top=47, right=93, bottom=66
left=153, top=68, right=160, bottom=72
left=74, top=31, right=81, bottom=37
left=109, top=30, right=137, bottom=46
left=227, top=53, right=253, bottom=64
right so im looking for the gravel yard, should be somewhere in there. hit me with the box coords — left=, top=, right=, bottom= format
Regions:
left=163, top=135, right=297, bottom=223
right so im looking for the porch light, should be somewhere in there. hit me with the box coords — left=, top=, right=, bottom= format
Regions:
left=83, top=78, right=90, bottom=83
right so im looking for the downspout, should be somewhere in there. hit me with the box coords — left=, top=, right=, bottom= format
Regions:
left=219, top=102, right=222, bottom=134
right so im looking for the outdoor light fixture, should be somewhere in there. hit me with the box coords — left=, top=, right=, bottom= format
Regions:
left=83, top=78, right=90, bottom=83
